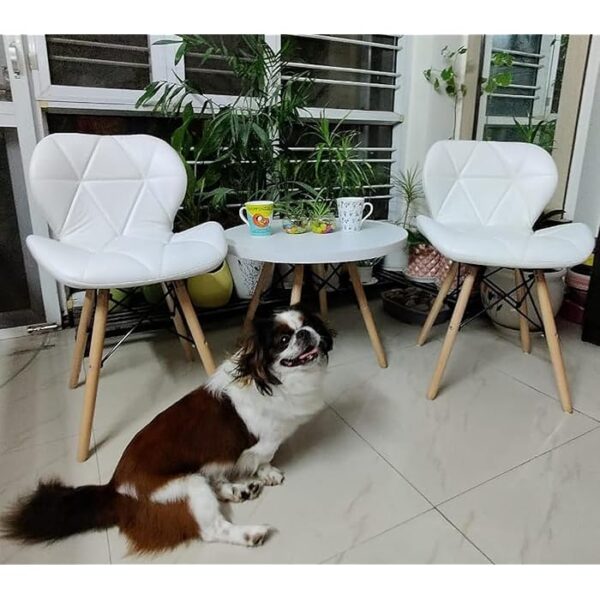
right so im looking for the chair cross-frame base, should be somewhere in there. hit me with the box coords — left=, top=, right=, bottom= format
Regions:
left=69, top=281, right=216, bottom=462
left=417, top=264, right=573, bottom=413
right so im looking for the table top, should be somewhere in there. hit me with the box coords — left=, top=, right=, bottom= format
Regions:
left=225, top=220, right=407, bottom=264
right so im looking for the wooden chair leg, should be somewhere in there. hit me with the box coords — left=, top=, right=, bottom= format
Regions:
left=427, top=265, right=479, bottom=400
left=314, top=264, right=329, bottom=320
left=69, top=289, right=95, bottom=389
left=163, top=282, right=194, bottom=362
left=290, top=264, right=304, bottom=305
left=173, top=280, right=216, bottom=376
left=514, top=270, right=532, bottom=354
left=347, top=262, right=387, bottom=368
left=243, top=262, right=275, bottom=332
left=77, top=289, right=108, bottom=462
left=535, top=270, right=573, bottom=413
left=417, top=262, right=459, bottom=346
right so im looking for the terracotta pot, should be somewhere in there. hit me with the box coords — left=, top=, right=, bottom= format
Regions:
left=406, top=243, right=452, bottom=286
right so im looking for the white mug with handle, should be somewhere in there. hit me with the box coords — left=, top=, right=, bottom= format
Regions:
left=337, top=197, right=374, bottom=232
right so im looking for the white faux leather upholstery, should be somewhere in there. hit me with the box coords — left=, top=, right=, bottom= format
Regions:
left=27, top=134, right=227, bottom=288
left=419, top=141, right=594, bottom=269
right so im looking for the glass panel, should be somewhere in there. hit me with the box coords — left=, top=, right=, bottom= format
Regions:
left=0, top=130, right=31, bottom=319
left=492, top=35, right=542, bottom=55
left=46, top=35, right=150, bottom=89
left=282, top=35, right=397, bottom=110
left=482, top=125, right=523, bottom=142
left=487, top=96, right=534, bottom=117
left=0, top=42, right=12, bottom=101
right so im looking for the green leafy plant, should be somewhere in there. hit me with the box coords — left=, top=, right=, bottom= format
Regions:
left=512, top=113, right=557, bottom=153
left=424, top=45, right=513, bottom=139
left=137, top=35, right=314, bottom=230
left=308, top=199, right=335, bottom=219
left=390, top=166, right=428, bottom=247
left=301, top=117, right=375, bottom=203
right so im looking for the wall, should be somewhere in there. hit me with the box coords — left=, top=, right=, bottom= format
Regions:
left=397, top=35, right=468, bottom=172
left=567, top=36, right=600, bottom=235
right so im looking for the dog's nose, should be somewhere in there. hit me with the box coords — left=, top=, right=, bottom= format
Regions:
left=296, top=328, right=312, bottom=343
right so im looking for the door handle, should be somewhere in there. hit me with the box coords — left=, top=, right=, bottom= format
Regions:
left=8, top=42, right=21, bottom=78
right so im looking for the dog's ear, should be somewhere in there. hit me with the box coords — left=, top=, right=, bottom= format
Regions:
left=291, top=303, right=335, bottom=353
left=233, top=318, right=281, bottom=396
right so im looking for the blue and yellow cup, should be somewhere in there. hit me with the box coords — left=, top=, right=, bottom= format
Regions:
left=239, top=201, right=274, bottom=236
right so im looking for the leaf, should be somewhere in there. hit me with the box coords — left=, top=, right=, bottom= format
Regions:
left=445, top=83, right=456, bottom=97
left=440, top=67, right=454, bottom=81
left=433, top=78, right=440, bottom=91
left=494, top=71, right=512, bottom=87
left=423, top=68, right=432, bottom=82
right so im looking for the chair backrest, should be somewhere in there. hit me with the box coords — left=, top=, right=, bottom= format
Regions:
left=422, top=140, right=558, bottom=229
left=29, top=133, right=187, bottom=250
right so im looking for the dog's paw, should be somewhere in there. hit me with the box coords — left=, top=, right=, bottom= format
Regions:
left=256, top=464, right=284, bottom=486
left=217, top=481, right=263, bottom=503
left=241, top=525, right=273, bottom=547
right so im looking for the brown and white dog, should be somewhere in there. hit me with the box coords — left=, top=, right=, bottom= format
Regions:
left=1, top=305, right=333, bottom=554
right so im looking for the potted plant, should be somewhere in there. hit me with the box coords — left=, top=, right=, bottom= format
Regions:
left=356, top=257, right=382, bottom=284
left=384, top=166, right=424, bottom=272
left=136, top=35, right=314, bottom=300
left=308, top=199, right=336, bottom=234
left=278, top=200, right=310, bottom=234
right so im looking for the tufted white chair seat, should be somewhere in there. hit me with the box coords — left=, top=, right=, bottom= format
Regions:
left=26, top=133, right=227, bottom=289
left=417, top=218, right=593, bottom=269
left=420, top=140, right=594, bottom=269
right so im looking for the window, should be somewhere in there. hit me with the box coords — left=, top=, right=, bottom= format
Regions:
left=32, top=34, right=404, bottom=220
left=476, top=34, right=565, bottom=145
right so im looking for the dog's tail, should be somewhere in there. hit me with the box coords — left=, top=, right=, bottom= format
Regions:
left=0, top=478, right=122, bottom=544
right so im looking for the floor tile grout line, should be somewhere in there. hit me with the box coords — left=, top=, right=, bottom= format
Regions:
left=324, top=404, right=435, bottom=508
left=325, top=403, right=498, bottom=566
left=432, top=507, right=495, bottom=564
left=435, top=422, right=600, bottom=509
left=494, top=366, right=600, bottom=424
left=318, top=507, right=434, bottom=564
left=91, top=430, right=113, bottom=565
left=0, top=333, right=51, bottom=390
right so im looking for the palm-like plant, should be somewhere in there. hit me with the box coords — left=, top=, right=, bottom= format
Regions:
left=136, top=35, right=314, bottom=230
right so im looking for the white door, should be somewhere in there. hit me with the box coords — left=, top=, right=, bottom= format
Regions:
left=0, top=35, right=61, bottom=330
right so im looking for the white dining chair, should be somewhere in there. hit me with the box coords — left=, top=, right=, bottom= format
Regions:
left=416, top=140, right=595, bottom=412
left=27, top=133, right=228, bottom=460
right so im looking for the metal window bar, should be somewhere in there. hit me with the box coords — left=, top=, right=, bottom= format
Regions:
left=49, top=55, right=149, bottom=69
left=286, top=61, right=399, bottom=79
left=46, top=37, right=149, bottom=53
left=292, top=34, right=402, bottom=51
left=491, top=47, right=544, bottom=59
left=510, top=61, right=544, bottom=69
left=281, top=74, right=399, bottom=90
left=289, top=146, right=396, bottom=153
left=486, top=92, right=540, bottom=100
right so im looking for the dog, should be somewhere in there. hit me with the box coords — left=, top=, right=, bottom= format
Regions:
left=1, top=305, right=333, bottom=554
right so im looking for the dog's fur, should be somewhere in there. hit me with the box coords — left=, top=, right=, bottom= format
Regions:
left=0, top=305, right=333, bottom=554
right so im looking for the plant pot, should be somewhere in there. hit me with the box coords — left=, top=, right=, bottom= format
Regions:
left=310, top=217, right=336, bottom=234
left=142, top=284, right=165, bottom=305
left=383, top=237, right=409, bottom=272
left=109, top=287, right=139, bottom=311
left=357, top=265, right=374, bottom=284
left=480, top=267, right=566, bottom=331
left=406, top=243, right=452, bottom=285
left=226, top=253, right=273, bottom=299
left=282, top=218, right=310, bottom=234
left=382, top=287, right=451, bottom=326
left=186, top=261, right=234, bottom=308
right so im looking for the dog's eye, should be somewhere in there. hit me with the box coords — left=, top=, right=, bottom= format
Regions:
left=279, top=334, right=291, bottom=346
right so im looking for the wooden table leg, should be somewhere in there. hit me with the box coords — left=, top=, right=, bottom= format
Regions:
left=347, top=262, right=387, bottom=368
left=535, top=270, right=573, bottom=413
left=514, top=270, right=532, bottom=354
left=417, top=262, right=459, bottom=347
left=243, top=262, right=275, bottom=332
left=163, top=282, right=195, bottom=362
left=77, top=289, right=108, bottom=462
left=290, top=264, right=304, bottom=305
left=173, top=280, right=216, bottom=376
left=427, top=265, right=479, bottom=400
left=69, top=289, right=95, bottom=389
left=314, top=264, right=329, bottom=320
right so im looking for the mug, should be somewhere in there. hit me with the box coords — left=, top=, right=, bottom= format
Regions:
left=336, top=197, right=374, bottom=232
left=239, top=201, right=274, bottom=236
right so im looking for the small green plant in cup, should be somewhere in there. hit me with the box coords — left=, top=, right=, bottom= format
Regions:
left=308, top=199, right=336, bottom=234
left=279, top=201, right=310, bottom=234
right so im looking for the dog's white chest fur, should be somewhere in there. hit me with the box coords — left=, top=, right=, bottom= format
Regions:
left=207, top=359, right=325, bottom=445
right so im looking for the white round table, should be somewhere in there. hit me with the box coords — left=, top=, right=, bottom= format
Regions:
left=225, top=220, right=407, bottom=368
